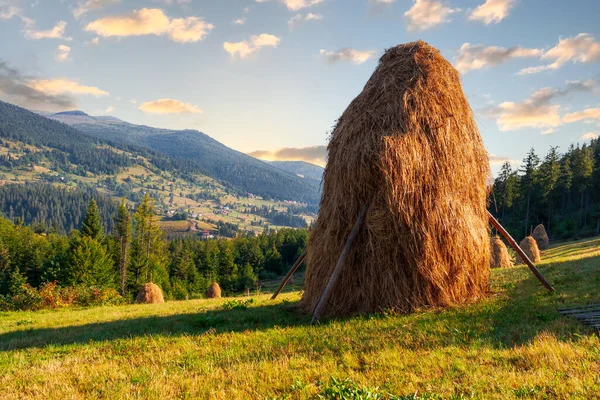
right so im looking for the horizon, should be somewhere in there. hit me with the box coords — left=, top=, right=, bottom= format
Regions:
left=1, top=0, right=599, bottom=172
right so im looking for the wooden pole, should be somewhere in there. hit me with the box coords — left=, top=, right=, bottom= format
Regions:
left=270, top=250, right=307, bottom=300
left=487, top=211, right=555, bottom=293
left=311, top=202, right=371, bottom=324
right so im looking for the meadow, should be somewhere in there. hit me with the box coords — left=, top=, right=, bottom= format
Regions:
left=1, top=238, right=599, bottom=399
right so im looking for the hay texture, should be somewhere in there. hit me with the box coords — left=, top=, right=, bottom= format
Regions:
left=206, top=282, right=221, bottom=299
left=517, top=236, right=541, bottom=264
left=532, top=224, right=549, bottom=250
left=490, top=236, right=513, bottom=269
left=135, top=283, right=164, bottom=304
left=300, top=41, right=491, bottom=317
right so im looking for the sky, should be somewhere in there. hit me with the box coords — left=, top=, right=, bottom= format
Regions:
left=0, top=0, right=599, bottom=174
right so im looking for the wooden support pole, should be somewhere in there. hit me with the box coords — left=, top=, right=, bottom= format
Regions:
left=487, top=211, right=555, bottom=293
left=311, top=202, right=371, bottom=324
left=271, top=250, right=307, bottom=300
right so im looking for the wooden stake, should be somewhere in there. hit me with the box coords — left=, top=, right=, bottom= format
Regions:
left=311, top=202, right=371, bottom=324
left=488, top=211, right=555, bottom=293
left=271, top=250, right=307, bottom=300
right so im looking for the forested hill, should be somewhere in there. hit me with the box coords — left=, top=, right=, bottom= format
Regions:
left=49, top=109, right=320, bottom=203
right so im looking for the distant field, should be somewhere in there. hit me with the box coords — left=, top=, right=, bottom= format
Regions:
left=1, top=238, right=599, bottom=399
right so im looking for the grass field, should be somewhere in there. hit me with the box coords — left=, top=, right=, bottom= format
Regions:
left=1, top=238, right=599, bottom=399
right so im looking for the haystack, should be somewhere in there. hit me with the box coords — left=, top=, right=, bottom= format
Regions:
left=516, top=236, right=541, bottom=264
left=532, top=224, right=549, bottom=250
left=300, top=41, right=491, bottom=317
left=490, top=236, right=513, bottom=268
left=135, top=282, right=164, bottom=304
left=206, top=282, right=221, bottom=299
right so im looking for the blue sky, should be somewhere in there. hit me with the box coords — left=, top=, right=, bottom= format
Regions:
left=0, top=0, right=599, bottom=173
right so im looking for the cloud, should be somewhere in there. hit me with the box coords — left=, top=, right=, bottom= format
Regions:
left=73, top=0, right=120, bottom=19
left=25, top=20, right=72, bottom=41
left=320, top=48, right=377, bottom=64
left=541, top=128, right=554, bottom=135
left=139, top=98, right=202, bottom=114
left=28, top=79, right=109, bottom=96
left=486, top=80, right=597, bottom=132
left=85, top=8, right=214, bottom=43
left=248, top=145, right=327, bottom=166
left=518, top=33, right=600, bottom=75
left=563, top=108, right=600, bottom=124
left=404, top=0, right=457, bottom=31
left=0, top=1, right=18, bottom=20
left=105, top=105, right=115, bottom=113
left=88, top=37, right=100, bottom=45
left=455, top=43, right=542, bottom=73
left=255, top=0, right=324, bottom=12
left=488, top=154, right=519, bottom=165
left=581, top=132, right=599, bottom=140
left=224, top=33, right=281, bottom=59
left=233, top=17, right=246, bottom=25
left=55, top=45, right=71, bottom=62
left=0, top=61, right=76, bottom=111
left=288, top=12, right=322, bottom=30
left=468, top=0, right=515, bottom=24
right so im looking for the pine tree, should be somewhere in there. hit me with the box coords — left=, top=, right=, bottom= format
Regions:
left=68, top=235, right=115, bottom=288
left=520, top=149, right=540, bottom=236
left=114, top=199, right=132, bottom=296
left=81, top=199, right=103, bottom=240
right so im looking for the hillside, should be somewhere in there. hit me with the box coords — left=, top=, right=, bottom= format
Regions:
left=49, top=110, right=320, bottom=203
left=1, top=237, right=599, bottom=398
left=267, top=160, right=324, bottom=182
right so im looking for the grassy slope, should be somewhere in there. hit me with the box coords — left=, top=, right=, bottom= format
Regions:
left=1, top=239, right=600, bottom=399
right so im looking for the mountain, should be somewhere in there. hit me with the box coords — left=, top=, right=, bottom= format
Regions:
left=49, top=111, right=320, bottom=203
left=267, top=161, right=324, bottom=182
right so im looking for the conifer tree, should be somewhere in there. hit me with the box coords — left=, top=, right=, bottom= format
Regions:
left=114, top=199, right=132, bottom=296
left=81, top=199, right=103, bottom=240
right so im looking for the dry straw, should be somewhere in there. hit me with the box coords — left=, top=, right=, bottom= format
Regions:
left=206, top=282, right=222, bottom=299
left=490, top=236, right=513, bottom=268
left=532, top=224, right=549, bottom=250
left=517, top=236, right=541, bottom=264
left=300, top=40, right=491, bottom=317
left=135, top=282, right=164, bottom=304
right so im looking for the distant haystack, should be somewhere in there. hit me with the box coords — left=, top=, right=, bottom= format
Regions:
left=517, top=236, right=541, bottom=264
left=206, top=282, right=221, bottom=299
left=300, top=40, right=491, bottom=317
left=490, top=236, right=513, bottom=268
left=135, top=283, right=164, bottom=304
left=532, top=224, right=549, bottom=250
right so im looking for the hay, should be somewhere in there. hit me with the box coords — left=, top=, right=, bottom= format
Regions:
left=135, top=282, right=164, bottom=304
left=300, top=40, right=491, bottom=317
left=490, top=236, right=513, bottom=268
left=516, top=236, right=541, bottom=264
left=532, top=224, right=549, bottom=250
left=206, top=282, right=221, bottom=299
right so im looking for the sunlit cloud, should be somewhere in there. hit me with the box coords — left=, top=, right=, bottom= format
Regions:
left=468, top=0, right=515, bottom=24
left=248, top=145, right=327, bottom=167
left=139, top=98, right=203, bottom=114
left=564, top=108, right=600, bottom=124
left=404, top=0, right=458, bottom=31
left=455, top=43, right=542, bottom=73
left=0, top=2, right=18, bottom=20
left=55, top=45, right=71, bottom=62
left=581, top=132, right=599, bottom=140
left=73, top=0, right=120, bottom=19
left=85, top=8, right=214, bottom=43
left=25, top=20, right=72, bottom=41
left=488, top=154, right=519, bottom=165
left=28, top=79, right=109, bottom=96
left=255, top=0, right=324, bottom=11
left=320, top=48, right=376, bottom=64
left=224, top=33, right=281, bottom=59
left=288, top=13, right=322, bottom=30
left=233, top=17, right=246, bottom=25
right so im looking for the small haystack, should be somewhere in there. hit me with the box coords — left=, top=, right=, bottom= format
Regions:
left=490, top=236, right=513, bottom=268
left=135, top=282, right=164, bottom=304
left=300, top=40, right=491, bottom=317
left=517, top=236, right=541, bottom=264
left=532, top=224, right=549, bottom=250
left=206, top=282, right=221, bottom=299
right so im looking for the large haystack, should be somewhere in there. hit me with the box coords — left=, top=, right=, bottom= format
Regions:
left=206, top=282, right=221, bottom=299
left=517, top=236, right=541, bottom=264
left=300, top=41, right=491, bottom=317
left=532, top=224, right=549, bottom=250
left=490, top=236, right=513, bottom=268
left=135, top=282, right=164, bottom=304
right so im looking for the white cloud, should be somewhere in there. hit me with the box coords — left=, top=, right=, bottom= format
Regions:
left=105, top=105, right=115, bottom=113
left=248, top=145, right=327, bottom=167
left=541, top=128, right=554, bottom=135
left=255, top=0, right=324, bottom=12
left=0, top=2, right=18, bottom=20
left=27, top=78, right=109, bottom=96
left=85, top=8, right=214, bottom=43
left=139, top=98, right=202, bottom=114
left=73, top=0, right=120, bottom=19
left=455, top=43, right=542, bottom=73
left=564, top=108, right=600, bottom=124
left=233, top=17, right=246, bottom=25
left=468, top=0, right=515, bottom=24
left=224, top=33, right=281, bottom=59
left=581, top=132, right=599, bottom=140
left=55, top=45, right=71, bottom=62
left=518, top=33, right=600, bottom=75
left=88, top=37, right=100, bottom=45
left=488, top=154, right=519, bottom=165
left=404, top=0, right=457, bottom=31
left=25, top=20, right=73, bottom=41
left=288, top=12, right=322, bottom=30
left=320, top=48, right=376, bottom=64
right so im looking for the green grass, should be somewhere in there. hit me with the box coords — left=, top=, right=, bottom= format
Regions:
left=1, top=238, right=600, bottom=399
